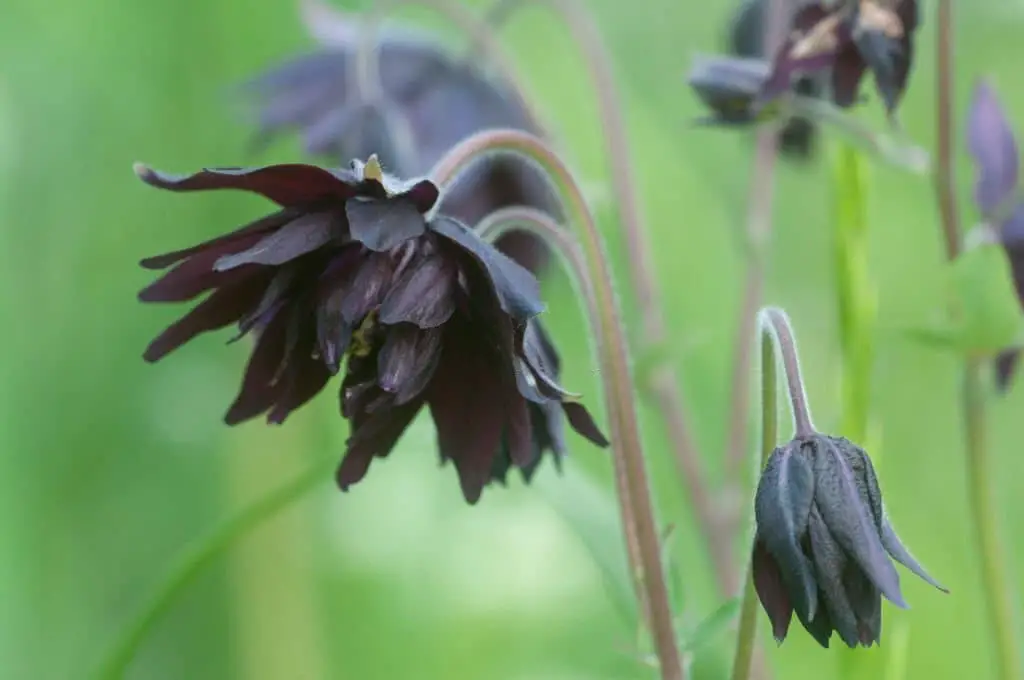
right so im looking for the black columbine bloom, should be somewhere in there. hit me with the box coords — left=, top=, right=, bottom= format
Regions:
left=239, top=8, right=557, bottom=275
left=758, top=0, right=919, bottom=114
left=966, top=80, right=1024, bottom=390
left=752, top=434, right=945, bottom=648
left=136, top=156, right=608, bottom=503
left=728, top=0, right=822, bottom=159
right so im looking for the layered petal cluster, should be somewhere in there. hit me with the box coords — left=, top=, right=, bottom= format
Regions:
left=752, top=434, right=946, bottom=648
left=137, top=158, right=607, bottom=502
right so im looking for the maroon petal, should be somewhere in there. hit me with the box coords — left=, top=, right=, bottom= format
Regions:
left=214, top=212, right=341, bottom=270
left=139, top=234, right=267, bottom=302
left=340, top=251, right=394, bottom=323
left=831, top=46, right=868, bottom=108
left=266, top=307, right=332, bottom=424
left=236, top=269, right=296, bottom=337
left=757, top=5, right=837, bottom=105
left=504, top=384, right=534, bottom=468
left=344, top=198, right=427, bottom=252
left=427, top=318, right=506, bottom=504
left=134, top=162, right=370, bottom=208
left=753, top=540, right=795, bottom=643
left=140, top=210, right=296, bottom=270
left=143, top=270, right=275, bottom=362
left=377, top=325, right=443, bottom=403
left=225, top=310, right=291, bottom=424
left=397, top=179, right=441, bottom=214
left=378, top=251, right=456, bottom=328
left=337, top=398, right=425, bottom=490
left=562, top=402, right=609, bottom=448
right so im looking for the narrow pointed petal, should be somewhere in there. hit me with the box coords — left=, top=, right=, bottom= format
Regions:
left=317, top=305, right=352, bottom=375
left=378, top=252, right=456, bottom=328
left=968, top=81, right=1020, bottom=216
left=807, top=505, right=862, bottom=648
left=134, top=163, right=372, bottom=207
left=140, top=210, right=296, bottom=270
left=237, top=269, right=296, bottom=336
left=880, top=514, right=949, bottom=592
left=337, top=398, right=424, bottom=490
left=562, top=402, right=609, bottom=447
left=266, top=310, right=331, bottom=424
left=143, top=271, right=274, bottom=362
left=504, top=387, right=534, bottom=469
left=377, top=325, right=443, bottom=403
left=754, top=446, right=819, bottom=622
left=225, top=310, right=290, bottom=424
left=752, top=539, right=795, bottom=643
left=813, top=439, right=906, bottom=608
left=344, top=198, right=427, bottom=251
left=843, top=568, right=882, bottom=647
left=837, top=438, right=884, bottom=525
left=800, top=602, right=835, bottom=649
left=431, top=215, right=545, bottom=321
left=214, top=212, right=339, bottom=270
left=139, top=236, right=266, bottom=302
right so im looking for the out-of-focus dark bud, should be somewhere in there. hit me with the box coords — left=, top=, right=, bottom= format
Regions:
left=688, top=55, right=780, bottom=126
left=752, top=434, right=946, bottom=648
left=728, top=0, right=822, bottom=159
left=237, top=0, right=557, bottom=276
left=757, top=0, right=919, bottom=116
left=966, top=80, right=1024, bottom=390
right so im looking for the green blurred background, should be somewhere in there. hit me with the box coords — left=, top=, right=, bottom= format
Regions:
left=1, top=0, right=1021, bottom=678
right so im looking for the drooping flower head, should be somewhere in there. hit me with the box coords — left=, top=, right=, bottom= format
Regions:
left=752, top=434, right=945, bottom=648
left=238, top=0, right=556, bottom=274
left=136, top=156, right=608, bottom=502
left=728, top=0, right=824, bottom=158
left=966, top=81, right=1024, bottom=389
left=758, top=0, right=920, bottom=115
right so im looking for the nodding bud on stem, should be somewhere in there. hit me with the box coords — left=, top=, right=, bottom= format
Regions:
left=751, top=307, right=946, bottom=649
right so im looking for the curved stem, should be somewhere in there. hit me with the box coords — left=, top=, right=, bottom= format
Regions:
left=433, top=129, right=684, bottom=680
left=757, top=308, right=815, bottom=438
left=487, top=0, right=720, bottom=597
left=933, top=4, right=1021, bottom=678
left=476, top=206, right=649, bottom=627
left=89, top=456, right=335, bottom=680
left=730, top=316, right=779, bottom=680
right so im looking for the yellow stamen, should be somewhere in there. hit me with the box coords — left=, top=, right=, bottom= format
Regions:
left=362, top=154, right=383, bottom=184
left=350, top=311, right=378, bottom=358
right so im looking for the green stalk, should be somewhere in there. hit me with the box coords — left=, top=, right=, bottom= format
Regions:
left=730, top=324, right=777, bottom=680
left=89, top=455, right=336, bottom=680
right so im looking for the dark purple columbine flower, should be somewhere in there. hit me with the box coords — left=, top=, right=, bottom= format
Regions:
left=728, top=0, right=824, bottom=159
left=758, top=0, right=919, bottom=115
left=752, top=434, right=945, bottom=648
left=967, top=80, right=1024, bottom=390
left=136, top=157, right=608, bottom=503
left=238, top=5, right=557, bottom=275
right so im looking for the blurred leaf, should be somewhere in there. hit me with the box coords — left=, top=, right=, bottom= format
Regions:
left=679, top=597, right=740, bottom=654
left=535, top=460, right=638, bottom=626
left=948, top=243, right=1023, bottom=354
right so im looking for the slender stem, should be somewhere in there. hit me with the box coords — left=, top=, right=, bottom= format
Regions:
left=730, top=318, right=779, bottom=680
left=723, top=0, right=789, bottom=483
left=934, top=5, right=1021, bottom=679
left=476, top=206, right=650, bottom=627
left=487, top=0, right=720, bottom=600
left=760, top=308, right=815, bottom=438
left=433, top=129, right=684, bottom=680
left=89, top=456, right=335, bottom=680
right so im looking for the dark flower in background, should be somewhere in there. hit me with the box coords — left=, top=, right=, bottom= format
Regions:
left=728, top=0, right=823, bottom=159
left=966, top=81, right=1024, bottom=390
left=239, top=0, right=557, bottom=275
left=752, top=433, right=946, bottom=648
left=758, top=0, right=920, bottom=115
left=136, top=156, right=608, bottom=503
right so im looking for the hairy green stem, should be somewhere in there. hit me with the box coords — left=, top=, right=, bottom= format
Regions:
left=730, top=322, right=778, bottom=680
left=433, top=129, right=684, bottom=680
left=934, top=3, right=1022, bottom=679
left=89, top=456, right=335, bottom=680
